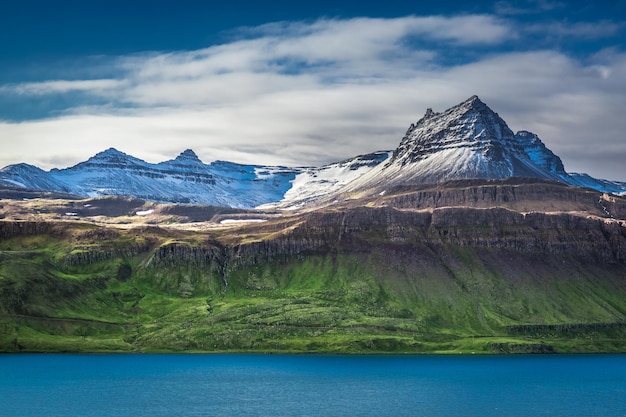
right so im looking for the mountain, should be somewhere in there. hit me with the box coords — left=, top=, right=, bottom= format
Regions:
left=1, top=96, right=625, bottom=208
left=0, top=148, right=300, bottom=208
left=0, top=148, right=391, bottom=209
left=341, top=96, right=626, bottom=195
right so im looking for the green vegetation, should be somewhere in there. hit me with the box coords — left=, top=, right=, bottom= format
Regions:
left=1, top=221, right=625, bottom=354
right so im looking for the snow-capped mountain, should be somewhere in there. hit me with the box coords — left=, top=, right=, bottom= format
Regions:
left=343, top=96, right=562, bottom=192
left=1, top=148, right=304, bottom=208
left=1, top=95, right=625, bottom=208
left=0, top=148, right=389, bottom=208
left=0, top=163, right=69, bottom=192
left=341, top=96, right=626, bottom=195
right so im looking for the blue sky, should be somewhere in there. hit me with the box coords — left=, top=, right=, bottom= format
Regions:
left=1, top=0, right=626, bottom=181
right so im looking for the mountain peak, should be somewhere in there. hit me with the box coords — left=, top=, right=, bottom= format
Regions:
left=345, top=96, right=568, bottom=191
left=72, top=147, right=147, bottom=170
left=393, top=95, right=518, bottom=166
left=462, top=94, right=483, bottom=107
left=88, top=147, right=132, bottom=162
left=2, top=96, right=625, bottom=206
left=176, top=149, right=201, bottom=162
left=448, top=95, right=496, bottom=117
left=424, top=108, right=438, bottom=119
left=97, top=147, right=124, bottom=157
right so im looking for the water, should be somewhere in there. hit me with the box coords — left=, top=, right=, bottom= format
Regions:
left=1, top=354, right=625, bottom=417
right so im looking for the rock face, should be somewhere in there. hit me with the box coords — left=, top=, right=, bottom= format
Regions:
left=138, top=198, right=626, bottom=273
left=514, top=131, right=566, bottom=175
left=0, top=221, right=65, bottom=239
left=148, top=243, right=223, bottom=269
left=368, top=178, right=626, bottom=218
left=389, top=96, right=553, bottom=180
left=289, top=205, right=626, bottom=263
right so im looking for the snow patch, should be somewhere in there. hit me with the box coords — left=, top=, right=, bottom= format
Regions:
left=220, top=219, right=267, bottom=224
left=4, top=179, right=26, bottom=187
left=266, top=151, right=391, bottom=209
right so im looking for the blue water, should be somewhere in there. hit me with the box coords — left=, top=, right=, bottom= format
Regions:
left=1, top=354, right=625, bottom=417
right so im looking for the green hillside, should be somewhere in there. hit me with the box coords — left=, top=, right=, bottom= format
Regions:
left=1, top=210, right=625, bottom=354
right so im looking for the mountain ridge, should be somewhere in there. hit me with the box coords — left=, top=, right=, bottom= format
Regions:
left=1, top=96, right=625, bottom=208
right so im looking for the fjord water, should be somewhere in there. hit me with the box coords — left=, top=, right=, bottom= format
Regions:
left=1, top=354, right=625, bottom=417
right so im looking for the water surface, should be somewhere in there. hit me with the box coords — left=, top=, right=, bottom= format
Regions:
left=1, top=354, right=625, bottom=416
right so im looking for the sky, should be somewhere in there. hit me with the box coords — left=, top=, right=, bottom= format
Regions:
left=1, top=0, right=626, bottom=181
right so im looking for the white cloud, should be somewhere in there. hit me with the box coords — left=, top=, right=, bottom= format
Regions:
left=0, top=15, right=625, bottom=182
left=2, top=79, right=126, bottom=95
left=239, top=15, right=512, bottom=47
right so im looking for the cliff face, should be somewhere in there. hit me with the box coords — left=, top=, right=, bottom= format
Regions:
left=282, top=206, right=626, bottom=263
left=0, top=221, right=66, bottom=239
left=148, top=243, right=223, bottom=269
left=430, top=208, right=625, bottom=262
left=358, top=179, right=626, bottom=218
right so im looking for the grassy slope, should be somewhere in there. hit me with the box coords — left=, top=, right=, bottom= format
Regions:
left=1, top=223, right=625, bottom=354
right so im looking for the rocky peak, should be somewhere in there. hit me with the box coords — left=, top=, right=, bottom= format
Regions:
left=86, top=148, right=134, bottom=164
left=69, top=147, right=145, bottom=171
left=392, top=95, right=523, bottom=166
left=0, top=162, right=45, bottom=175
left=424, top=108, right=438, bottom=119
left=92, top=147, right=127, bottom=160
left=457, top=94, right=486, bottom=110
left=341, top=96, right=568, bottom=192
left=165, top=149, right=206, bottom=170
left=176, top=149, right=202, bottom=163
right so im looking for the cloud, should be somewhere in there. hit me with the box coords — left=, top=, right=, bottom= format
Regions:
left=114, top=15, right=510, bottom=108
left=0, top=14, right=625, bottom=182
left=1, top=79, right=126, bottom=95
left=238, top=15, right=512, bottom=47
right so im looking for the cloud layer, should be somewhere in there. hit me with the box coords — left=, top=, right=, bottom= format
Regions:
left=1, top=14, right=625, bottom=181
